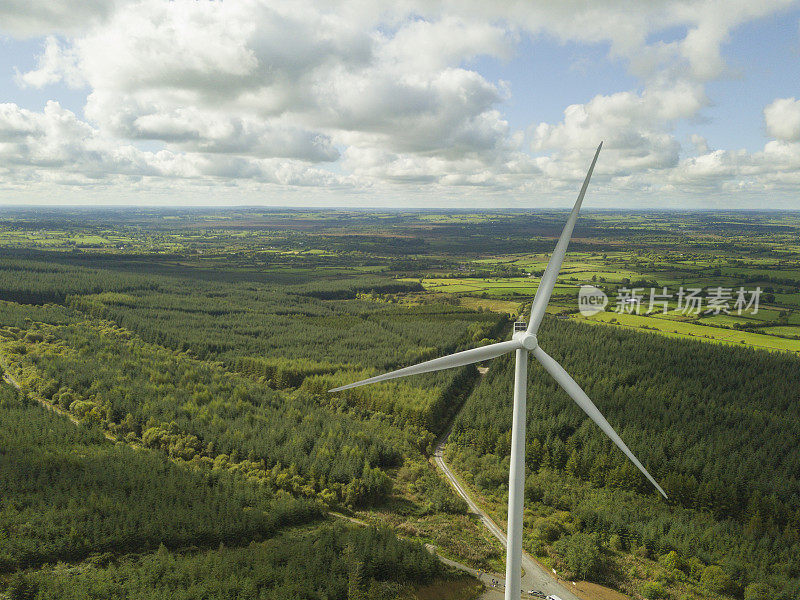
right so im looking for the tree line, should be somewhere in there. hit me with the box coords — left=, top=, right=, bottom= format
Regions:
left=8, top=523, right=445, bottom=600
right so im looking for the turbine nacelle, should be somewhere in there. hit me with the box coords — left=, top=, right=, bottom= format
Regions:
left=512, top=329, right=538, bottom=350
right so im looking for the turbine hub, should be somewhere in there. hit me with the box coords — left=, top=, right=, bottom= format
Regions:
left=515, top=332, right=538, bottom=350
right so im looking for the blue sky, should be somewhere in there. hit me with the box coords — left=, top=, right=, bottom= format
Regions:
left=690, top=11, right=800, bottom=152
left=468, top=36, right=639, bottom=139
left=1, top=1, right=799, bottom=207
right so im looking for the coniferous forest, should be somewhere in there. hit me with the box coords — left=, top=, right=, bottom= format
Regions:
left=1, top=208, right=800, bottom=600
left=449, top=319, right=800, bottom=597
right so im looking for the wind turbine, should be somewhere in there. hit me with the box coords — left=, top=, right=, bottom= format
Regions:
left=330, top=142, right=666, bottom=600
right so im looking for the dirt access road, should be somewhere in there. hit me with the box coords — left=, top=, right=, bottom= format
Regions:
left=433, top=429, right=584, bottom=600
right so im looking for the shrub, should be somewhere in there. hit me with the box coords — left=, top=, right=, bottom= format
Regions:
left=6, top=341, right=26, bottom=354
left=641, top=582, right=668, bottom=599
left=7, top=573, right=38, bottom=600
left=659, top=550, right=683, bottom=572
left=744, top=582, right=771, bottom=600
left=700, top=565, right=734, bottom=595
left=552, top=532, right=604, bottom=581
left=608, top=533, right=623, bottom=551
left=686, top=556, right=705, bottom=580
left=532, top=516, right=563, bottom=543
left=69, top=399, right=97, bottom=418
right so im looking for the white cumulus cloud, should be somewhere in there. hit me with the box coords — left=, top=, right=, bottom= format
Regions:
left=764, top=97, right=800, bottom=142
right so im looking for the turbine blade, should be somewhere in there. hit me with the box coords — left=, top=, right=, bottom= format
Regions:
left=527, top=142, right=602, bottom=334
left=329, top=339, right=522, bottom=392
left=532, top=345, right=667, bottom=498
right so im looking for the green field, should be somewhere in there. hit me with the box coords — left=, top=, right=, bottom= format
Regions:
left=572, top=310, right=800, bottom=353
left=761, top=325, right=800, bottom=337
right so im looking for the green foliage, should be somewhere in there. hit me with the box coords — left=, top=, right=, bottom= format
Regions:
left=0, top=256, right=157, bottom=305
left=304, top=363, right=478, bottom=433
left=659, top=550, right=683, bottom=572
left=0, top=384, right=323, bottom=571
left=71, top=277, right=499, bottom=371
left=532, top=514, right=567, bottom=544
left=552, top=532, right=604, bottom=581
left=4, top=210, right=800, bottom=597
left=641, top=581, right=668, bottom=599
left=7, top=572, right=38, bottom=600
left=744, top=582, right=772, bottom=600
left=304, top=369, right=443, bottom=429
left=686, top=556, right=705, bottom=580
left=400, top=461, right=468, bottom=514
left=23, top=523, right=442, bottom=600
left=700, top=565, right=735, bottom=595
left=1, top=323, right=402, bottom=505
left=0, top=378, right=23, bottom=408
left=608, top=533, right=623, bottom=551
left=232, top=355, right=345, bottom=388
left=454, top=318, right=800, bottom=519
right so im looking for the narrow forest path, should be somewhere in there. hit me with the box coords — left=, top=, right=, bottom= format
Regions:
left=2, top=366, right=117, bottom=443
left=3, top=368, right=78, bottom=424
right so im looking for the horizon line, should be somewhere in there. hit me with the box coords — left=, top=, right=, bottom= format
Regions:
left=0, top=205, right=797, bottom=213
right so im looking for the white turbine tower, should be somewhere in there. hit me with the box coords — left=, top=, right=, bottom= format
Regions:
left=330, top=142, right=667, bottom=600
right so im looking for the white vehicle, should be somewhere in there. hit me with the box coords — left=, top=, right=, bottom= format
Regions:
left=546, top=596, right=564, bottom=600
